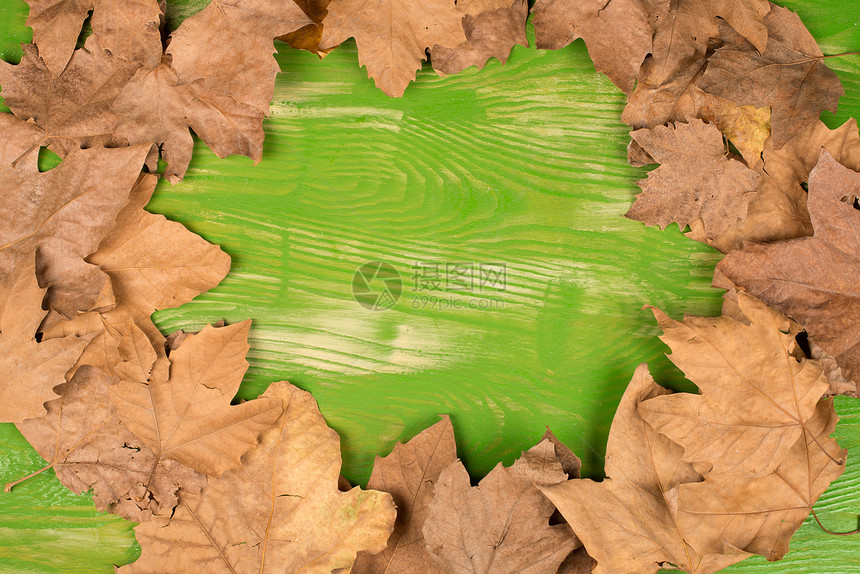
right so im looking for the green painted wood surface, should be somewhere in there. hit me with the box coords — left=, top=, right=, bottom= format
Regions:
left=0, top=1, right=858, bottom=572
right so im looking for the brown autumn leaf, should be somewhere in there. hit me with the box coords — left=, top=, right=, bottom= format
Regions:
left=430, top=0, right=528, bottom=77
left=109, top=55, right=273, bottom=183
left=0, top=259, right=88, bottom=423
left=810, top=341, right=858, bottom=398
left=699, top=4, right=844, bottom=148
left=279, top=0, right=334, bottom=56
left=0, top=124, right=149, bottom=316
left=109, top=61, right=198, bottom=183
left=648, top=0, right=720, bottom=87
left=667, top=398, right=846, bottom=561
left=119, top=381, right=397, bottom=574
left=622, top=38, right=773, bottom=169
left=0, top=38, right=142, bottom=159
left=557, top=547, right=597, bottom=574
left=94, top=0, right=314, bottom=183
left=718, top=289, right=858, bottom=398
left=422, top=439, right=579, bottom=574
left=713, top=0, right=771, bottom=51
left=716, top=150, right=860, bottom=389
left=0, top=114, right=43, bottom=169
left=689, top=119, right=860, bottom=252
left=24, top=0, right=163, bottom=76
left=39, top=171, right=228, bottom=399
left=87, top=172, right=231, bottom=318
left=531, top=0, right=656, bottom=95
left=149, top=0, right=312, bottom=180
left=319, top=0, right=467, bottom=97
left=10, top=365, right=205, bottom=522
left=687, top=171, right=810, bottom=252
left=41, top=305, right=164, bottom=386
left=111, top=320, right=283, bottom=477
left=640, top=0, right=772, bottom=84
left=762, top=118, right=860, bottom=189
left=541, top=427, right=581, bottom=479
left=639, top=293, right=829, bottom=477
left=164, top=319, right=227, bottom=355
left=621, top=49, right=710, bottom=129
left=353, top=415, right=457, bottom=574
left=625, top=119, right=758, bottom=243
left=1, top=1, right=312, bottom=183
left=540, top=365, right=751, bottom=574
left=168, top=0, right=311, bottom=113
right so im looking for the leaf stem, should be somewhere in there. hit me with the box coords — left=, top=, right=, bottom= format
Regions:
left=820, top=52, right=860, bottom=59
left=807, top=428, right=845, bottom=466
left=4, top=462, right=54, bottom=492
left=811, top=508, right=860, bottom=536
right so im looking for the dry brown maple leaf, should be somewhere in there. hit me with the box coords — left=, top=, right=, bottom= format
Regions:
left=667, top=398, right=846, bottom=561
left=557, top=547, right=597, bottom=574
left=0, top=259, right=88, bottom=423
left=119, top=381, right=397, bottom=574
left=24, top=0, right=163, bottom=76
left=279, top=0, right=335, bottom=56
left=541, top=427, right=581, bottom=478
left=0, top=127, right=149, bottom=316
left=621, top=45, right=772, bottom=168
left=689, top=118, right=860, bottom=252
left=2, top=1, right=312, bottom=182
left=762, top=118, right=860, bottom=189
left=712, top=0, right=771, bottom=52
left=649, top=0, right=720, bottom=87
left=541, top=365, right=751, bottom=574
left=688, top=171, right=810, bottom=253
left=422, top=439, right=578, bottom=574
left=353, top=415, right=457, bottom=574
left=9, top=365, right=205, bottom=522
left=718, top=289, right=857, bottom=398
left=810, top=342, right=859, bottom=398
left=319, top=0, right=467, bottom=97
left=0, top=38, right=143, bottom=159
left=625, top=119, right=758, bottom=243
left=145, top=0, right=311, bottom=180
left=430, top=0, right=528, bottom=77
left=42, top=305, right=163, bottom=386
left=0, top=114, right=43, bottom=169
left=39, top=172, right=228, bottom=397
left=531, top=0, right=656, bottom=95
left=639, top=293, right=829, bottom=478
left=716, top=150, right=860, bottom=389
left=699, top=4, right=844, bottom=148
left=622, top=49, right=709, bottom=129
left=111, top=320, right=283, bottom=477
left=168, top=0, right=311, bottom=119
left=109, top=61, right=199, bottom=183
left=87, top=172, right=231, bottom=318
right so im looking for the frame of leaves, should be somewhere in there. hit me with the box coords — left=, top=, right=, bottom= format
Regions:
left=0, top=0, right=859, bottom=573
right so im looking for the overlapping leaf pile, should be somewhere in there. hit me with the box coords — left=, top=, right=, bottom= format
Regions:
left=0, top=0, right=858, bottom=572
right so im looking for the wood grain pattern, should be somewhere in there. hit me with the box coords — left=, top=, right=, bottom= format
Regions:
left=0, top=0, right=858, bottom=572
